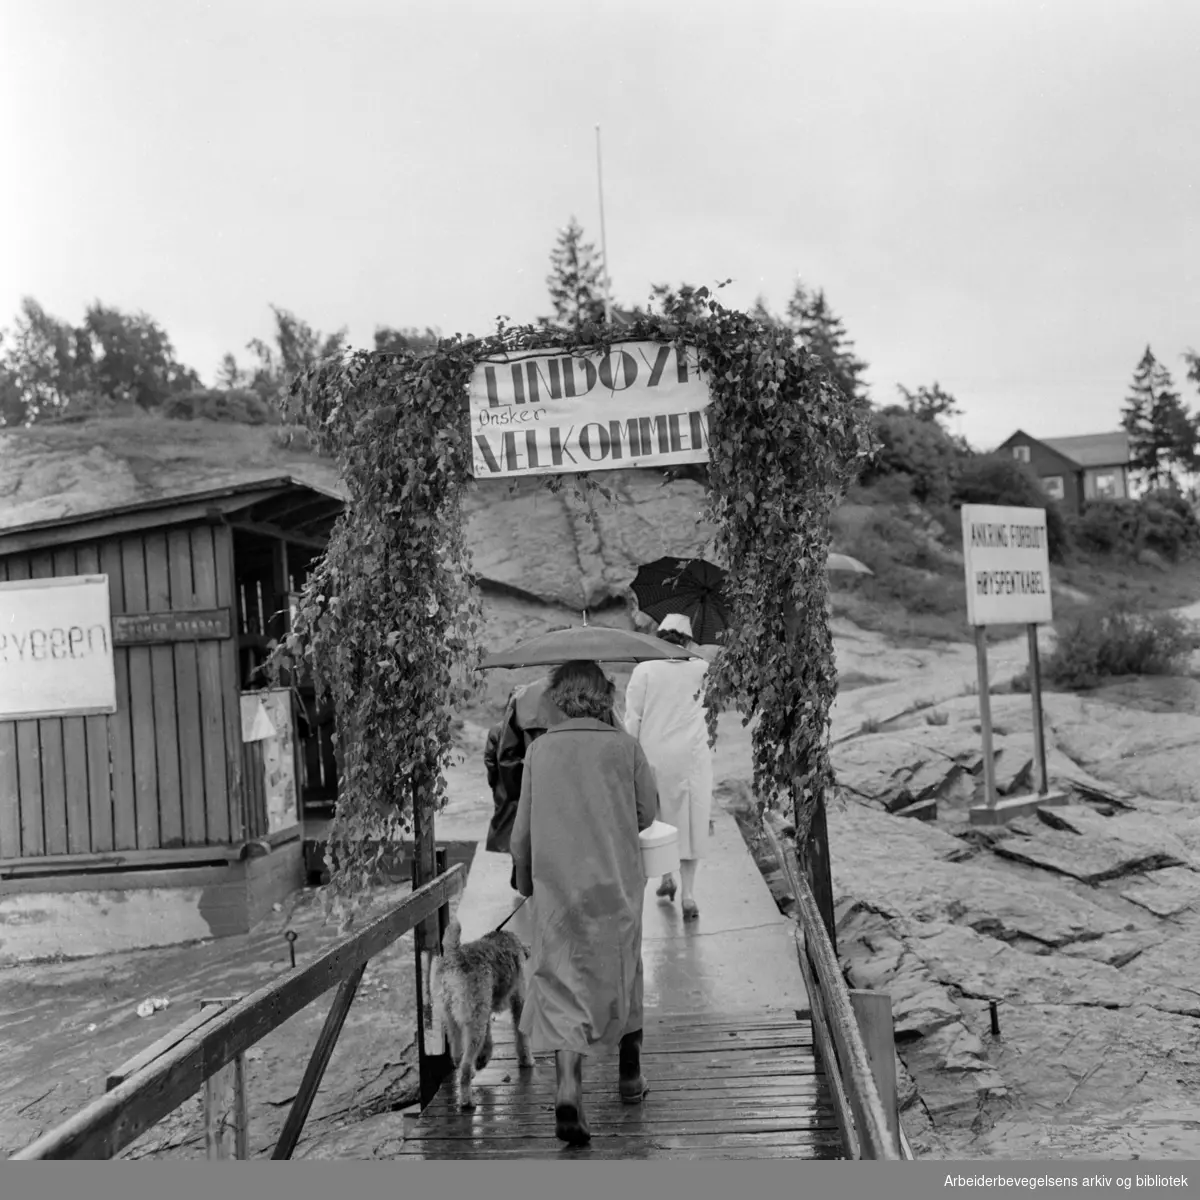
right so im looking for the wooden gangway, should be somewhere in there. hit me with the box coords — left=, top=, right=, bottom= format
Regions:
left=399, top=1008, right=840, bottom=1160
left=10, top=806, right=906, bottom=1162
left=397, top=808, right=897, bottom=1160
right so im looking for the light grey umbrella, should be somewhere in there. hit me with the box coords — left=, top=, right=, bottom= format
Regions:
left=479, top=624, right=695, bottom=670
left=828, top=552, right=873, bottom=576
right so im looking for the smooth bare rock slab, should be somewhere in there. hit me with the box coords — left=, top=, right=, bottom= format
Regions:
left=960, top=1004, right=1200, bottom=1158
left=899, top=919, right=1142, bottom=1009
left=829, top=803, right=1145, bottom=948
left=1119, top=927, right=1200, bottom=1009
left=1038, top=804, right=1198, bottom=867
left=1056, top=928, right=1169, bottom=969
left=1050, top=700, right=1200, bottom=805
left=1119, top=868, right=1200, bottom=918
left=991, top=823, right=1185, bottom=885
left=462, top=470, right=713, bottom=610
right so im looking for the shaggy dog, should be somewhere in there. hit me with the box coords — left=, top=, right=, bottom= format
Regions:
left=431, top=917, right=534, bottom=1110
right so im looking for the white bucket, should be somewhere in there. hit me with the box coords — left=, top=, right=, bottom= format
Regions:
left=639, top=820, right=680, bottom=877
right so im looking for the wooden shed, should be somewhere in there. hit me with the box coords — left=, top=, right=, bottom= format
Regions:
left=0, top=475, right=345, bottom=960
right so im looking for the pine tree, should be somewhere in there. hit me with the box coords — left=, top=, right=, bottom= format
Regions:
left=784, top=282, right=870, bottom=407
left=1122, top=345, right=1198, bottom=488
left=542, top=217, right=608, bottom=329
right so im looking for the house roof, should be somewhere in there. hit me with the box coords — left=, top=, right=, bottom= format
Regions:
left=1040, top=431, right=1131, bottom=469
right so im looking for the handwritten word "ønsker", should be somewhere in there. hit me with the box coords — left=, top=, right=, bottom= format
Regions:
left=0, top=625, right=111, bottom=663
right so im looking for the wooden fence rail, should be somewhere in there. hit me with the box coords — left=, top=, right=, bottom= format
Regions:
left=761, top=815, right=906, bottom=1161
left=9, top=865, right=465, bottom=1161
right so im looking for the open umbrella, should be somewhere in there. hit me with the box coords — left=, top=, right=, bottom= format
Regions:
left=827, top=552, right=873, bottom=576
left=479, top=624, right=695, bottom=670
left=630, top=556, right=729, bottom=646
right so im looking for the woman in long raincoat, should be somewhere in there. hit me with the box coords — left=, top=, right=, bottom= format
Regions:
left=624, top=612, right=713, bottom=921
left=510, top=659, right=659, bottom=1146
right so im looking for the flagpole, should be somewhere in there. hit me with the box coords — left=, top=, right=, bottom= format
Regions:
left=595, top=124, right=613, bottom=324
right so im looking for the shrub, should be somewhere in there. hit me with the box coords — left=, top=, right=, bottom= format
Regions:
left=860, top=408, right=963, bottom=506
left=1074, top=492, right=1200, bottom=561
left=1043, top=606, right=1196, bottom=689
left=163, top=388, right=277, bottom=424
left=952, top=453, right=1070, bottom=562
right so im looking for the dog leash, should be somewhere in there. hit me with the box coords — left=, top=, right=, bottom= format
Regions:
left=492, top=895, right=529, bottom=933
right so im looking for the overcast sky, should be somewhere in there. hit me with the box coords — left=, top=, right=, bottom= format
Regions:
left=3, top=0, right=1197, bottom=450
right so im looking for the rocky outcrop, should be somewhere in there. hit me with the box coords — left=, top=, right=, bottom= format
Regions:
left=823, top=678, right=1200, bottom=1159
left=0, top=417, right=717, bottom=615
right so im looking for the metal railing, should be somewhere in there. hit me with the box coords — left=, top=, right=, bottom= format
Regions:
left=10, top=864, right=465, bottom=1161
left=761, top=814, right=910, bottom=1161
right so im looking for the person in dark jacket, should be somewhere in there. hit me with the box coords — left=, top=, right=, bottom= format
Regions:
left=484, top=676, right=566, bottom=890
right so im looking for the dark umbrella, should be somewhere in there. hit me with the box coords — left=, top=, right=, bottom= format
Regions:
left=630, top=556, right=729, bottom=646
left=479, top=624, right=695, bottom=670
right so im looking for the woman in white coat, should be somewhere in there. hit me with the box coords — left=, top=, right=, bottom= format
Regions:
left=624, top=612, right=714, bottom=921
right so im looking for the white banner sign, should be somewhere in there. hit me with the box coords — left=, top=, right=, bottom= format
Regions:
left=468, top=341, right=711, bottom=478
left=0, top=575, right=118, bottom=720
left=961, top=504, right=1054, bottom=626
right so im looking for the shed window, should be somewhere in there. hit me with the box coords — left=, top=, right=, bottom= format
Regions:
left=1041, top=475, right=1064, bottom=501
left=1094, top=472, right=1117, bottom=498
left=1012, top=445, right=1031, bottom=463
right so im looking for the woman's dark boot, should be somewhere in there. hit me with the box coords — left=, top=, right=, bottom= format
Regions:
left=554, top=1050, right=591, bottom=1145
left=618, top=1029, right=648, bottom=1104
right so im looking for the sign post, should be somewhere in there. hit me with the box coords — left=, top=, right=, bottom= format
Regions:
left=960, top=505, right=1067, bottom=825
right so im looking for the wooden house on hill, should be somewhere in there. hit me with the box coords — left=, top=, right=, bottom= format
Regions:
left=995, top=429, right=1132, bottom=514
left=0, top=418, right=347, bottom=960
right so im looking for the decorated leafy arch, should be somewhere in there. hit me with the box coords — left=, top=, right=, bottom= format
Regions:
left=275, top=295, right=875, bottom=912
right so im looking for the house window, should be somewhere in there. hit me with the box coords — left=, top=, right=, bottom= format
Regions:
left=1012, top=445, right=1031, bottom=463
left=1041, top=475, right=1064, bottom=501
left=1094, top=472, right=1117, bottom=499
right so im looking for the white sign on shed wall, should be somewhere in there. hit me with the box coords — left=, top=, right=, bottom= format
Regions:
left=960, top=504, right=1054, bottom=627
left=0, top=575, right=118, bottom=721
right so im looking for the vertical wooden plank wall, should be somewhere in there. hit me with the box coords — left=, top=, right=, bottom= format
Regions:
left=145, top=533, right=183, bottom=848
left=51, top=547, right=92, bottom=855
left=0, top=524, right=245, bottom=861
left=101, top=538, right=138, bottom=851
left=191, top=526, right=234, bottom=844
left=216, top=525, right=245, bottom=843
left=167, top=529, right=208, bottom=847
left=0, top=557, right=23, bottom=859
left=74, top=544, right=115, bottom=853
left=4, top=555, right=46, bottom=856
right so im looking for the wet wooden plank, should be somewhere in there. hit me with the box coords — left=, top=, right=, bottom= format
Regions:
left=191, top=527, right=229, bottom=844
left=213, top=525, right=244, bottom=842
left=121, top=536, right=160, bottom=850
left=0, top=556, right=20, bottom=860
left=49, top=547, right=93, bottom=855
left=166, top=529, right=207, bottom=847
left=100, top=541, right=137, bottom=851
left=405, top=1009, right=841, bottom=1161
left=27, top=550, right=69, bottom=856
left=396, top=1128, right=844, bottom=1159
left=144, top=532, right=183, bottom=849
left=4, top=555, right=45, bottom=856
left=74, top=544, right=113, bottom=853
